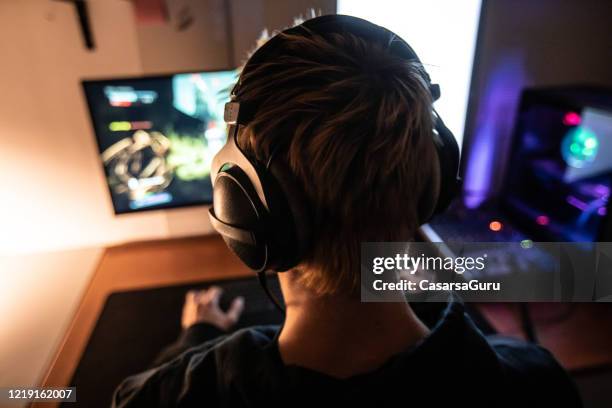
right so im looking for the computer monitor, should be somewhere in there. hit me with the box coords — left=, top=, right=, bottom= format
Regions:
left=83, top=70, right=237, bottom=214
left=337, top=0, right=483, bottom=147
left=502, top=88, right=612, bottom=241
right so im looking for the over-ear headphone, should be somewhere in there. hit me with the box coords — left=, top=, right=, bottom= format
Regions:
left=209, top=15, right=461, bottom=280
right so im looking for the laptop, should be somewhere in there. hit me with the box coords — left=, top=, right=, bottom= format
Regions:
left=421, top=87, right=612, bottom=277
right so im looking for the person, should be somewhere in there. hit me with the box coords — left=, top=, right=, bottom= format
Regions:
left=112, top=15, right=582, bottom=407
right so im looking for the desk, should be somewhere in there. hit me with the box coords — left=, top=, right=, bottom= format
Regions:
left=0, top=248, right=103, bottom=390
left=36, top=235, right=250, bottom=400
left=34, top=235, right=612, bottom=407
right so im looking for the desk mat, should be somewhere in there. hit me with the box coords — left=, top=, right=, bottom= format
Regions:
left=63, top=275, right=283, bottom=408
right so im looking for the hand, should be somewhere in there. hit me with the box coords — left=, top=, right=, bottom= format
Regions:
left=181, top=286, right=245, bottom=331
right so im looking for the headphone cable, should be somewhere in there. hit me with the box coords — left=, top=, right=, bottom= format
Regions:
left=257, top=271, right=286, bottom=315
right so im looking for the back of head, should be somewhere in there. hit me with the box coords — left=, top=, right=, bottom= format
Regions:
left=236, top=18, right=440, bottom=295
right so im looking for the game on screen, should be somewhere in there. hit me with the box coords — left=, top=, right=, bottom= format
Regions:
left=83, top=70, right=237, bottom=213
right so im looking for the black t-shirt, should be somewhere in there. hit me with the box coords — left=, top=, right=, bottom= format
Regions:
left=112, top=300, right=582, bottom=407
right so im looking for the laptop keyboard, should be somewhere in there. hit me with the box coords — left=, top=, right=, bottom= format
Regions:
left=426, top=208, right=555, bottom=276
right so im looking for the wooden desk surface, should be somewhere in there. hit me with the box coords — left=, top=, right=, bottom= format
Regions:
left=35, top=235, right=612, bottom=407
left=0, top=247, right=102, bottom=392
left=38, top=235, right=251, bottom=395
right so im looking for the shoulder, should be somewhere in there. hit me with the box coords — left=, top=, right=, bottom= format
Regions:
left=488, top=336, right=582, bottom=408
left=111, top=325, right=279, bottom=408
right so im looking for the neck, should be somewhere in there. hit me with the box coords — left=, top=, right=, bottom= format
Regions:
left=277, top=271, right=430, bottom=378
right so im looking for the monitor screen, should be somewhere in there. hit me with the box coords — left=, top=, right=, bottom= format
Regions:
left=337, top=0, right=483, bottom=147
left=83, top=70, right=237, bottom=214
left=503, top=103, right=612, bottom=242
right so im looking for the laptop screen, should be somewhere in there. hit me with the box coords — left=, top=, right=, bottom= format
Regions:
left=502, top=99, right=612, bottom=242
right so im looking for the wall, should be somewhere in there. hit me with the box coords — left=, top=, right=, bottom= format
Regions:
left=136, top=0, right=231, bottom=72
left=0, top=0, right=172, bottom=255
left=134, top=0, right=336, bottom=73
left=0, top=0, right=334, bottom=256
left=230, top=0, right=336, bottom=65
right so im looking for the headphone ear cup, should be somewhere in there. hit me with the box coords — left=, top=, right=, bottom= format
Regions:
left=430, top=113, right=461, bottom=218
left=267, top=160, right=311, bottom=270
left=211, top=166, right=269, bottom=271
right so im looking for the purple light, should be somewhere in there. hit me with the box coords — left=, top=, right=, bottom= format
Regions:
left=463, top=131, right=494, bottom=209
left=598, top=207, right=607, bottom=216
left=594, top=184, right=610, bottom=197
left=567, top=195, right=587, bottom=211
left=463, top=53, right=527, bottom=209
left=563, top=112, right=581, bottom=126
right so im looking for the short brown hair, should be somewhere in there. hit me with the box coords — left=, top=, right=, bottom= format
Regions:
left=236, top=24, right=439, bottom=295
